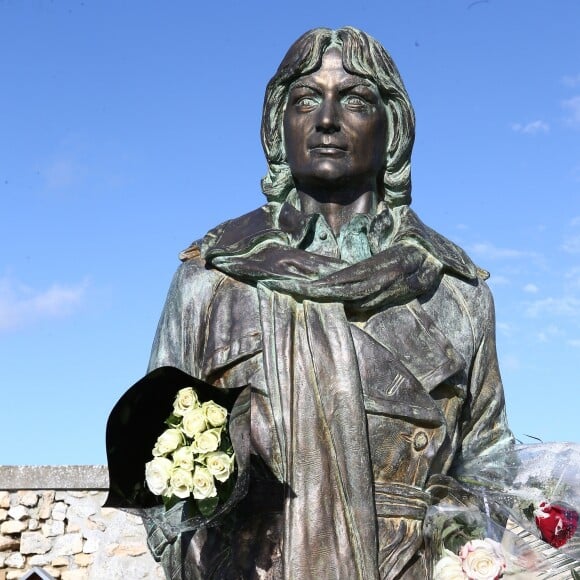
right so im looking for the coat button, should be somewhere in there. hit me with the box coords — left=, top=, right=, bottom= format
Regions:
left=413, top=431, right=428, bottom=451
left=319, top=231, right=328, bottom=240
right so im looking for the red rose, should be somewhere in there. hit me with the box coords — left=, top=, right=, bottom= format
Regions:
left=534, top=501, right=579, bottom=548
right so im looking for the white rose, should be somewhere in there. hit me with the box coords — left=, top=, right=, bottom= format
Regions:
left=172, top=445, right=195, bottom=471
left=173, top=387, right=199, bottom=417
left=205, top=451, right=235, bottom=482
left=192, top=427, right=223, bottom=454
left=202, top=401, right=228, bottom=428
left=152, top=428, right=184, bottom=456
left=433, top=549, right=465, bottom=580
left=192, top=466, right=217, bottom=500
left=460, top=539, right=506, bottom=580
left=145, top=457, right=173, bottom=496
left=182, top=408, right=207, bottom=438
left=168, top=467, right=194, bottom=499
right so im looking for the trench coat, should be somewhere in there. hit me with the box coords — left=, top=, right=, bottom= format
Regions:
left=145, top=200, right=514, bottom=579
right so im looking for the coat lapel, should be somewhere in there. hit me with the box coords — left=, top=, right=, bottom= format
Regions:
left=363, top=299, right=465, bottom=393
left=351, top=324, right=445, bottom=427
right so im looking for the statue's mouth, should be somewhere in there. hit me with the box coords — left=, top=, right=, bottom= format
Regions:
left=310, top=142, right=347, bottom=153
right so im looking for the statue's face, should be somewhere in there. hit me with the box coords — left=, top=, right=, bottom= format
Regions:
left=283, top=47, right=387, bottom=199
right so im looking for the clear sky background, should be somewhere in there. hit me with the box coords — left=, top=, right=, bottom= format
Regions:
left=1, top=0, right=579, bottom=465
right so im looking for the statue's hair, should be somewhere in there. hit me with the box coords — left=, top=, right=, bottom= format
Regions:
left=261, top=26, right=415, bottom=207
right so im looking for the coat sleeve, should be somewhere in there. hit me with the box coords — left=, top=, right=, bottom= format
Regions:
left=147, top=257, right=222, bottom=378
left=449, top=280, right=516, bottom=481
left=143, top=259, right=254, bottom=578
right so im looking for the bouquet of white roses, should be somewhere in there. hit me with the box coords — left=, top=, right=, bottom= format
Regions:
left=144, top=386, right=236, bottom=516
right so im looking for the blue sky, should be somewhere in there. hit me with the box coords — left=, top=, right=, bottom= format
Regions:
left=1, top=0, right=579, bottom=465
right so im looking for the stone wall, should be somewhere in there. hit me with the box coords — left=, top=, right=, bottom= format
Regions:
left=0, top=466, right=163, bottom=580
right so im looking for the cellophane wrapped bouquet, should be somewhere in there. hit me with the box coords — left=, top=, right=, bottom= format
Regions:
left=425, top=443, right=580, bottom=579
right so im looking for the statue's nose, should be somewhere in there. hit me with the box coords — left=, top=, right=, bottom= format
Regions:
left=316, top=99, right=340, bottom=133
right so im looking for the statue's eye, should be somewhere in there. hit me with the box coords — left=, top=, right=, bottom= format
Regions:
left=343, top=95, right=369, bottom=110
left=295, top=95, right=319, bottom=109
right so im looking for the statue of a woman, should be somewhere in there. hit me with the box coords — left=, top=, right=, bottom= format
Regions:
left=110, top=27, right=517, bottom=579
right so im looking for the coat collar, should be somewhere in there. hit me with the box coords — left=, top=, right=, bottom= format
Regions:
left=188, top=201, right=482, bottom=283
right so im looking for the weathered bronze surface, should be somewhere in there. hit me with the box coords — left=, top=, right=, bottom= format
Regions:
left=145, top=27, right=514, bottom=579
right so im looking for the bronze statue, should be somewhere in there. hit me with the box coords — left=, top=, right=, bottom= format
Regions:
left=109, top=27, right=517, bottom=579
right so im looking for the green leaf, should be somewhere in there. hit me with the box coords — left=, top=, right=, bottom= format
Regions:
left=522, top=502, right=535, bottom=521
left=217, top=474, right=235, bottom=501
left=197, top=495, right=219, bottom=517
left=441, top=522, right=463, bottom=540
left=182, top=499, right=200, bottom=519
left=571, top=569, right=580, bottom=580
left=162, top=495, right=181, bottom=511
left=164, top=413, right=181, bottom=428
